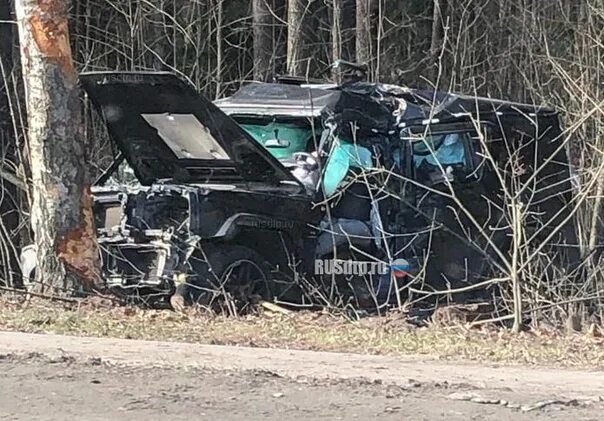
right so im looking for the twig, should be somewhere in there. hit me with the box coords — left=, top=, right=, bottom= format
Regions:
left=0, top=285, right=79, bottom=304
left=260, top=300, right=293, bottom=315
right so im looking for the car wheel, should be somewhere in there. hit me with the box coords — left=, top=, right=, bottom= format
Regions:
left=171, top=245, right=272, bottom=310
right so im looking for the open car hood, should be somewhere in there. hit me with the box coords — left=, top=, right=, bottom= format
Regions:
left=80, top=72, right=302, bottom=187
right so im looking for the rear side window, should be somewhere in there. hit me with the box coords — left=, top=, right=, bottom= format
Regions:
left=412, top=132, right=469, bottom=168
left=403, top=126, right=487, bottom=186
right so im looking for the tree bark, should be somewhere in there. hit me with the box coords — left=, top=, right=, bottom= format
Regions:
left=215, top=0, right=223, bottom=97
left=287, top=0, right=304, bottom=76
left=0, top=1, right=12, bottom=69
left=0, top=0, right=13, bottom=120
left=355, top=0, right=371, bottom=64
left=0, top=0, right=20, bottom=286
left=331, top=0, right=342, bottom=80
left=147, top=0, right=168, bottom=70
left=429, top=0, right=443, bottom=81
left=252, top=0, right=273, bottom=81
left=15, top=0, right=101, bottom=293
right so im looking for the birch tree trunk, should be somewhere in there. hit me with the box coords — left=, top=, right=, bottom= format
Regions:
left=253, top=0, right=272, bottom=81
left=215, top=0, right=223, bottom=97
left=331, top=0, right=342, bottom=80
left=147, top=0, right=168, bottom=70
left=15, top=0, right=101, bottom=293
left=355, top=0, right=371, bottom=64
left=429, top=0, right=443, bottom=81
left=287, top=0, right=304, bottom=76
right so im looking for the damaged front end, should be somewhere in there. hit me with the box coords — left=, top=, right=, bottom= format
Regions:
left=78, top=72, right=314, bottom=302
left=93, top=184, right=199, bottom=295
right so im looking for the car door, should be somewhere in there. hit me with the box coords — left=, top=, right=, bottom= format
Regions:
left=396, top=123, right=505, bottom=295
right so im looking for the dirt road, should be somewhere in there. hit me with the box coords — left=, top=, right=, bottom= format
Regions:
left=0, top=331, right=602, bottom=420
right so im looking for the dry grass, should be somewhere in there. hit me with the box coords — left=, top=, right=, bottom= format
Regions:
left=0, top=295, right=602, bottom=368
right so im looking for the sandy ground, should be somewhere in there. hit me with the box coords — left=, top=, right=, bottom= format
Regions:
left=0, top=331, right=603, bottom=420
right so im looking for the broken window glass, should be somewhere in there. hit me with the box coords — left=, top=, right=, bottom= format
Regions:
left=105, top=159, right=140, bottom=188
left=407, top=129, right=485, bottom=186
left=413, top=133, right=468, bottom=167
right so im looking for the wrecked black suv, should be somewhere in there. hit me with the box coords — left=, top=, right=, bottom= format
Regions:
left=80, top=72, right=577, bottom=308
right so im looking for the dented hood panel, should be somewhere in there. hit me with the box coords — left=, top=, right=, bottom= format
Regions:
left=80, top=72, right=302, bottom=187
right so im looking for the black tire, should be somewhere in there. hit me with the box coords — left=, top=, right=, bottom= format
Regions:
left=173, top=244, right=272, bottom=309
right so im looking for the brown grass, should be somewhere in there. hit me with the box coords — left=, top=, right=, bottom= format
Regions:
left=0, top=296, right=602, bottom=368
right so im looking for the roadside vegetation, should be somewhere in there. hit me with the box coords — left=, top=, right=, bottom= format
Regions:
left=1, top=296, right=602, bottom=368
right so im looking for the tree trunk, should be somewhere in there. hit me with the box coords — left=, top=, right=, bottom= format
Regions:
left=0, top=1, right=12, bottom=68
left=252, top=0, right=272, bottom=81
left=15, top=0, right=101, bottom=293
left=0, top=0, right=13, bottom=122
left=331, top=0, right=342, bottom=80
left=429, top=0, right=443, bottom=81
left=147, top=0, right=168, bottom=70
left=355, top=0, right=371, bottom=64
left=0, top=0, right=21, bottom=286
left=215, top=0, right=223, bottom=97
left=287, top=0, right=304, bottom=76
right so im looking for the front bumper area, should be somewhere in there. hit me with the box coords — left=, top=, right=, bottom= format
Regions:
left=98, top=230, right=197, bottom=292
